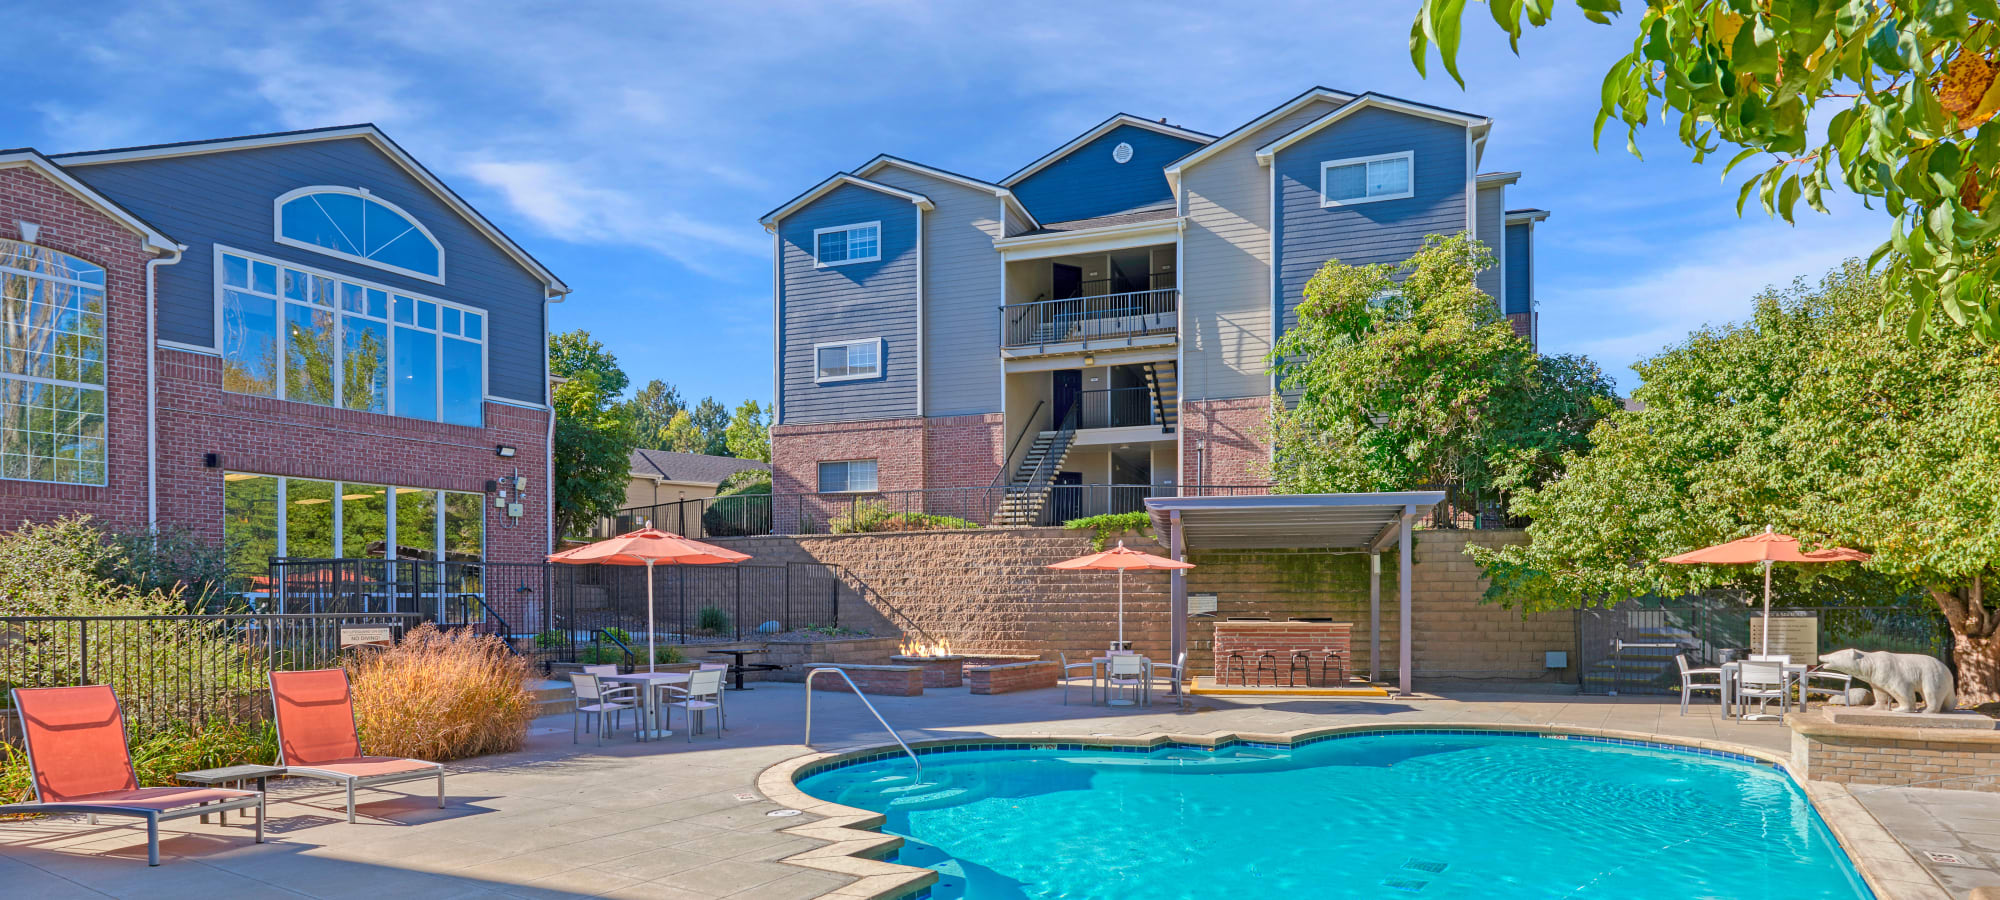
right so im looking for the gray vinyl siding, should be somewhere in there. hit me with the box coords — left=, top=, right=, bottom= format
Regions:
left=1273, top=108, right=1469, bottom=336
left=1179, top=97, right=1345, bottom=402
left=1505, top=221, right=1532, bottom=315
left=1003, top=202, right=1035, bottom=237
left=866, top=167, right=1003, bottom=416
left=1010, top=124, right=1206, bottom=224
left=776, top=183, right=921, bottom=425
left=1475, top=184, right=1505, bottom=300
left=65, top=138, right=551, bottom=405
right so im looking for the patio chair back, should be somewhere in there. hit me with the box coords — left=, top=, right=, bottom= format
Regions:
left=270, top=669, right=363, bottom=767
left=1675, top=653, right=1701, bottom=675
left=1740, top=660, right=1787, bottom=689
left=10, top=685, right=138, bottom=803
left=1749, top=654, right=1792, bottom=664
left=698, top=662, right=729, bottom=672
left=1108, top=655, right=1145, bottom=677
left=571, top=672, right=609, bottom=703
left=581, top=664, right=620, bottom=678
left=684, top=668, right=725, bottom=699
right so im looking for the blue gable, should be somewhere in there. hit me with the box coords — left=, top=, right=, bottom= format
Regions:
left=1008, top=123, right=1206, bottom=225
left=63, top=137, right=551, bottom=405
left=776, top=182, right=922, bottom=425
left=1504, top=221, right=1532, bottom=315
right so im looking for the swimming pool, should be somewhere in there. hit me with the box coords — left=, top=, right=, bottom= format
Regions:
left=795, top=731, right=1874, bottom=899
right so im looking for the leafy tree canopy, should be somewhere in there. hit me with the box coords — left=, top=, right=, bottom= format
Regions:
left=1267, top=233, right=1619, bottom=502
left=549, top=330, right=635, bottom=540
left=689, top=397, right=732, bottom=457
left=1411, top=0, right=2000, bottom=339
left=725, top=399, right=771, bottom=463
left=658, top=410, right=705, bottom=454
left=624, top=379, right=684, bottom=450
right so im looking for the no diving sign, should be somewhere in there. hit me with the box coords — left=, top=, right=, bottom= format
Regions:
left=340, top=626, right=394, bottom=650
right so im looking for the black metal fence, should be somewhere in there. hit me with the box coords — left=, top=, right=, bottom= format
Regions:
left=0, top=613, right=421, bottom=738
left=263, top=558, right=845, bottom=662
left=1576, top=602, right=1951, bottom=695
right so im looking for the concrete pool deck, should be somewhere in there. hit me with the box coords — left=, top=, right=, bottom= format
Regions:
left=0, top=684, right=1978, bottom=899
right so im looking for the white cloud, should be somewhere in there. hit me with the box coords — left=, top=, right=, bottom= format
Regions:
left=463, top=159, right=765, bottom=270
left=227, top=47, right=417, bottom=130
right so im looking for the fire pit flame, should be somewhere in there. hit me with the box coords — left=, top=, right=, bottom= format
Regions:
left=899, top=637, right=954, bottom=657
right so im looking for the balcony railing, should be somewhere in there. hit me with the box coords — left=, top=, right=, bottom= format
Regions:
left=1001, top=288, right=1178, bottom=350
left=1078, top=387, right=1163, bottom=430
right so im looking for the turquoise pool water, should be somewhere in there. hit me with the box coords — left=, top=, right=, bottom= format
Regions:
left=796, top=732, right=1873, bottom=900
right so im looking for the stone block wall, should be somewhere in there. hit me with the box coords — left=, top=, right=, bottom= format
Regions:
left=1408, top=530, right=1574, bottom=683
left=808, top=663, right=924, bottom=697
left=1792, top=717, right=2000, bottom=792
left=969, top=661, right=1059, bottom=695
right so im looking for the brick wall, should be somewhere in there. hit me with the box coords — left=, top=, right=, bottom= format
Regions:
left=807, top=663, right=924, bottom=697
left=1793, top=720, right=2000, bottom=792
left=0, top=168, right=159, bottom=532
left=153, top=347, right=552, bottom=564
left=889, top=655, right=965, bottom=688
left=968, top=661, right=1058, bottom=694
left=1179, top=397, right=1271, bottom=487
left=922, top=413, right=1002, bottom=489
left=1211, top=622, right=1351, bottom=686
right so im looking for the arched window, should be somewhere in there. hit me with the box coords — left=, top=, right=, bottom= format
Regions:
left=0, top=239, right=107, bottom=485
left=274, top=187, right=444, bottom=282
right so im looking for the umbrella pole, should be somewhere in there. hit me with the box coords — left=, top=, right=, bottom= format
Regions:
left=1761, top=561, right=1772, bottom=655
left=1117, top=569, right=1125, bottom=649
left=647, top=560, right=657, bottom=674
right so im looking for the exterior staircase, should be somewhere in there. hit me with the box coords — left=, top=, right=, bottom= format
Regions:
left=1142, top=361, right=1177, bottom=433
left=993, top=412, right=1078, bottom=526
left=1579, top=622, right=1698, bottom=695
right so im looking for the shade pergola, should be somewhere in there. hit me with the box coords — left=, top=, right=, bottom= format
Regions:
left=1145, top=491, right=1445, bottom=696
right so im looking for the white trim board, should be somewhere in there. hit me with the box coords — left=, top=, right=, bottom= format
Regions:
left=51, top=126, right=567, bottom=295
left=993, top=218, right=1181, bottom=261
left=761, top=173, right=933, bottom=228
left=1001, top=113, right=1216, bottom=187
left=855, top=155, right=1040, bottom=230
left=811, top=337, right=884, bottom=383
left=0, top=152, right=182, bottom=253
left=1318, top=151, right=1416, bottom=208
left=272, top=185, right=447, bottom=284
left=1253, top=93, right=1492, bottom=165
left=1163, top=87, right=1357, bottom=190
left=811, top=221, right=883, bottom=267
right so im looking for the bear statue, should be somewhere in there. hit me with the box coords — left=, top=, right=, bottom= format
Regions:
left=1817, top=648, right=1956, bottom=714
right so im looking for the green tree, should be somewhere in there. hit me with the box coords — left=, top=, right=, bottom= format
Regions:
left=1472, top=262, right=2000, bottom=701
left=1267, top=234, right=1618, bottom=508
left=689, top=397, right=732, bottom=456
left=658, top=409, right=705, bottom=453
left=724, top=399, right=771, bottom=463
left=1410, top=0, right=2000, bottom=339
left=549, top=330, right=635, bottom=540
left=624, top=379, right=684, bottom=451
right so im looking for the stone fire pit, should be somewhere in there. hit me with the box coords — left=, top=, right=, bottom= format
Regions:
left=889, top=654, right=966, bottom=688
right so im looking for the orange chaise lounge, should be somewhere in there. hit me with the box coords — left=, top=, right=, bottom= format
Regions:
left=269, top=669, right=446, bottom=823
left=0, top=685, right=264, bottom=865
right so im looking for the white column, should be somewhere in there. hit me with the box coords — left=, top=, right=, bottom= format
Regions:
left=1369, top=551, right=1381, bottom=683
left=1169, top=509, right=1187, bottom=668
left=1398, top=505, right=1414, bottom=696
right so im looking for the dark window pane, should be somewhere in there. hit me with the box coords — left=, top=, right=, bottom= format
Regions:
left=394, top=325, right=437, bottom=420
left=286, top=478, right=336, bottom=558
left=442, top=336, right=482, bottom=426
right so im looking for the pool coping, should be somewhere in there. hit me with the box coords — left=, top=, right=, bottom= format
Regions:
left=754, top=721, right=1949, bottom=900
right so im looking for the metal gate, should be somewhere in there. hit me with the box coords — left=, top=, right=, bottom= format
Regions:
left=1577, top=603, right=1952, bottom=695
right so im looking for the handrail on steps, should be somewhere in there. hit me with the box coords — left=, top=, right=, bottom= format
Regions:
left=804, top=667, right=923, bottom=782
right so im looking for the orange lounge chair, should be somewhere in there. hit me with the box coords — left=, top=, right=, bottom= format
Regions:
left=269, top=669, right=445, bottom=823
left=0, top=685, right=264, bottom=865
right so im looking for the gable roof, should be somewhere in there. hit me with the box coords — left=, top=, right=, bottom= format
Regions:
left=1019, top=204, right=1179, bottom=236
left=854, top=155, right=1040, bottom=229
left=1505, top=208, right=1551, bottom=223
left=0, top=150, right=181, bottom=254
left=48, top=124, right=568, bottom=295
left=1252, top=92, right=1491, bottom=164
left=759, top=172, right=934, bottom=228
left=629, top=449, right=770, bottom=485
left=1162, top=86, right=1358, bottom=188
left=1000, top=113, right=1215, bottom=187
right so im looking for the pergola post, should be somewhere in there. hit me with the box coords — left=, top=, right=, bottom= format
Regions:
left=1368, top=551, right=1381, bottom=683
left=1169, top=509, right=1187, bottom=669
left=1398, top=504, right=1414, bottom=696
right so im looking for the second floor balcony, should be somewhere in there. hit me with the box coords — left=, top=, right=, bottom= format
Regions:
left=1000, top=287, right=1178, bottom=353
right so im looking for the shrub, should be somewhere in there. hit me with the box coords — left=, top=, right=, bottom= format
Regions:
left=534, top=629, right=566, bottom=649
left=579, top=642, right=684, bottom=666
left=696, top=605, right=732, bottom=635
left=102, top=526, right=235, bottom=611
left=346, top=624, right=534, bottom=761
left=828, top=501, right=982, bottom=534
left=1063, top=511, right=1153, bottom=550
left=701, top=483, right=771, bottom=538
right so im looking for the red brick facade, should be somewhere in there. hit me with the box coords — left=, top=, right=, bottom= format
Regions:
left=921, top=413, right=1003, bottom=489
left=0, top=167, right=159, bottom=532
left=770, top=413, right=1004, bottom=518
left=1180, top=396, right=1271, bottom=487
left=967, top=660, right=1058, bottom=694
left=0, top=164, right=552, bottom=562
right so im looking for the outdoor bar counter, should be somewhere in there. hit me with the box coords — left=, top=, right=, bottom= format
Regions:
left=1211, top=619, right=1353, bottom=686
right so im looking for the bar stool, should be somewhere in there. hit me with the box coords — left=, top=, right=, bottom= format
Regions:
left=1251, top=649, right=1281, bottom=687
left=1321, top=647, right=1350, bottom=685
left=1287, top=649, right=1315, bottom=687
left=1220, top=649, right=1251, bottom=686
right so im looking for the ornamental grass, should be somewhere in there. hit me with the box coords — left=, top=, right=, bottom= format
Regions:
left=346, top=623, right=534, bottom=762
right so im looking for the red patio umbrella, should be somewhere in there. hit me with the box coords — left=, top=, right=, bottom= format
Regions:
left=548, top=527, right=751, bottom=672
left=1662, top=526, right=1870, bottom=655
left=1048, top=541, right=1194, bottom=649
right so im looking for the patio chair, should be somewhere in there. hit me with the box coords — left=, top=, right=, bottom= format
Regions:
left=0, top=685, right=264, bottom=865
left=1735, top=660, right=1793, bottom=718
left=1105, top=654, right=1147, bottom=706
left=1749, top=654, right=1792, bottom=664
left=667, top=668, right=725, bottom=741
left=1148, top=652, right=1188, bottom=709
left=1058, top=652, right=1096, bottom=705
left=569, top=672, right=637, bottom=745
left=666, top=664, right=732, bottom=730
left=1675, top=653, right=1724, bottom=716
left=269, top=669, right=446, bottom=824
left=1802, top=666, right=1855, bottom=708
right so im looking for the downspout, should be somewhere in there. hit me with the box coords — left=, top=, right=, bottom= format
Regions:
left=145, top=245, right=186, bottom=529
left=545, top=286, right=565, bottom=552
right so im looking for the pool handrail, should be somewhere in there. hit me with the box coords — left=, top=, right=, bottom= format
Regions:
left=803, top=667, right=923, bottom=781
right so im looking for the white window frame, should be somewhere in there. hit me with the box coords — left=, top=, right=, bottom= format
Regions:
left=272, top=185, right=446, bottom=284
left=1319, top=151, right=1415, bottom=208
left=817, top=458, right=879, bottom=493
left=811, top=221, right=882, bottom=267
left=214, top=245, right=488, bottom=425
left=812, top=337, right=883, bottom=383
left=0, top=240, right=109, bottom=487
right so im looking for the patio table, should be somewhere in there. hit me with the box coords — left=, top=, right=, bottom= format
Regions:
left=706, top=649, right=778, bottom=691
left=1719, top=661, right=1808, bottom=718
left=601, top=671, right=690, bottom=740
left=175, top=764, right=284, bottom=822
left=1092, top=656, right=1152, bottom=707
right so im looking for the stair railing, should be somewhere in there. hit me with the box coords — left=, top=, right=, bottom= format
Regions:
left=990, top=400, right=1047, bottom=491
left=804, top=667, right=923, bottom=781
left=1147, top=362, right=1174, bottom=434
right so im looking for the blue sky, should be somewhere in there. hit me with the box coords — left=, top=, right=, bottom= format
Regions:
left=9, top=1, right=1882, bottom=402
